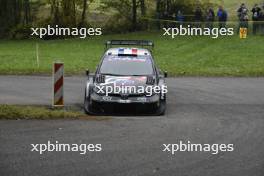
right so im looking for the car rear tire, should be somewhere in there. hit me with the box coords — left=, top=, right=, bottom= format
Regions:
left=155, top=99, right=166, bottom=116
left=84, top=90, right=97, bottom=115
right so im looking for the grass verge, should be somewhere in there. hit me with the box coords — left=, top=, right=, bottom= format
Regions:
left=0, top=105, right=109, bottom=120
left=0, top=32, right=264, bottom=76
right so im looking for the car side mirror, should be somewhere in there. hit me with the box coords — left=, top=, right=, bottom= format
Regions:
left=164, top=71, right=168, bottom=78
left=86, top=69, right=90, bottom=76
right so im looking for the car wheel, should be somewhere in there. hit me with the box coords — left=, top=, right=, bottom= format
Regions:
left=155, top=99, right=166, bottom=116
left=84, top=90, right=96, bottom=115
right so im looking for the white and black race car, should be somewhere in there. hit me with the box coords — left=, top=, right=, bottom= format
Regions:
left=84, top=40, right=168, bottom=115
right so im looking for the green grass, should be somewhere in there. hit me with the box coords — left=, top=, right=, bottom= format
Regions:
left=0, top=105, right=110, bottom=120
left=0, top=31, right=264, bottom=76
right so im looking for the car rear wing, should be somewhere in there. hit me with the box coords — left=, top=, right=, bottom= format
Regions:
left=105, top=40, right=154, bottom=51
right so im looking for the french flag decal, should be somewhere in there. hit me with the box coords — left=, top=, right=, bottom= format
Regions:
left=118, top=48, right=124, bottom=55
left=132, top=49, right=138, bottom=55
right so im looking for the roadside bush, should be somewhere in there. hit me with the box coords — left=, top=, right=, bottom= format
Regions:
left=8, top=24, right=32, bottom=40
left=103, top=16, right=133, bottom=34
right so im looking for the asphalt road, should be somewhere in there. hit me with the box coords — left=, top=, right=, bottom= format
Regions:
left=0, top=76, right=264, bottom=176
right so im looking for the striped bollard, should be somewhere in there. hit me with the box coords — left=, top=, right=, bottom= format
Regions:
left=53, top=62, right=64, bottom=107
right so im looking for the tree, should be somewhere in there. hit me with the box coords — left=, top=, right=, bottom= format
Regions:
left=23, top=0, right=31, bottom=25
left=100, top=0, right=142, bottom=31
left=61, top=0, right=76, bottom=27
left=0, top=0, right=30, bottom=37
left=49, top=0, right=60, bottom=24
left=80, top=0, right=88, bottom=27
left=48, top=0, right=93, bottom=27
left=140, top=0, right=146, bottom=16
left=132, top=0, right=137, bottom=31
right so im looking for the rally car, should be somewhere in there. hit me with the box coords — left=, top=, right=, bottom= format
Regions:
left=84, top=40, right=168, bottom=115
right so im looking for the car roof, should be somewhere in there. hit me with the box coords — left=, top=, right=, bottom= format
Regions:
left=105, top=48, right=151, bottom=57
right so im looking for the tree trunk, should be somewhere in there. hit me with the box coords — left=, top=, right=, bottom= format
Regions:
left=132, top=0, right=137, bottom=31
left=52, top=0, right=60, bottom=25
left=62, top=0, right=76, bottom=27
left=140, top=0, right=145, bottom=16
left=80, top=0, right=88, bottom=27
left=166, top=0, right=170, bottom=13
left=156, top=0, right=161, bottom=29
left=50, top=0, right=55, bottom=16
left=23, top=0, right=30, bottom=25
left=156, top=0, right=161, bottom=13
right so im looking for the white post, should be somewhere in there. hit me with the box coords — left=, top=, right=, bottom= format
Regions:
left=36, top=43, right=40, bottom=68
